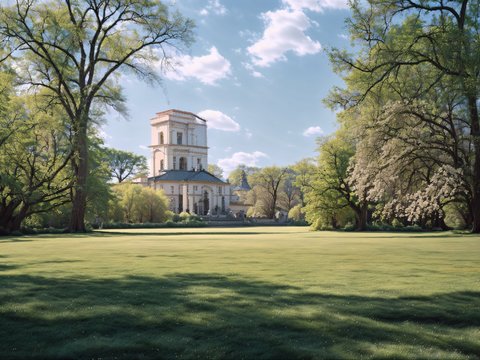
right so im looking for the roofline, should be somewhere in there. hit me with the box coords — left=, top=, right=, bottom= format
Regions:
left=153, top=109, right=207, bottom=123
left=147, top=169, right=227, bottom=184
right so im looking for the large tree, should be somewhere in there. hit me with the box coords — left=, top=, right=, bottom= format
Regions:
left=303, top=134, right=370, bottom=231
left=330, top=0, right=480, bottom=231
left=106, top=148, right=148, bottom=183
left=250, top=166, right=288, bottom=219
left=0, top=74, right=73, bottom=234
left=0, top=0, right=194, bottom=231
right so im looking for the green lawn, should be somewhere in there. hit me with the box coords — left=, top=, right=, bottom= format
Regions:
left=1, top=227, right=479, bottom=359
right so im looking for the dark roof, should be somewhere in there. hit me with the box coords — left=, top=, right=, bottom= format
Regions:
left=240, top=170, right=251, bottom=190
left=233, top=170, right=251, bottom=191
left=149, top=170, right=226, bottom=184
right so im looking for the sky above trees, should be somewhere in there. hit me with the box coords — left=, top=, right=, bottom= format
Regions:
left=103, top=0, right=351, bottom=175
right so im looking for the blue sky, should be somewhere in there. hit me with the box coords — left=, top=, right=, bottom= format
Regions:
left=103, top=0, right=351, bottom=175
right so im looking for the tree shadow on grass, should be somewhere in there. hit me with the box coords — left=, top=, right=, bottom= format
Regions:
left=92, top=231, right=291, bottom=237
left=0, top=237, right=34, bottom=243
left=0, top=273, right=479, bottom=359
left=355, top=233, right=480, bottom=239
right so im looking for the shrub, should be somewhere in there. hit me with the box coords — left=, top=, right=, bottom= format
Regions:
left=288, top=205, right=303, bottom=222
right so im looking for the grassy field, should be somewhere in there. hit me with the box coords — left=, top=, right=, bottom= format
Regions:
left=1, top=227, right=479, bottom=359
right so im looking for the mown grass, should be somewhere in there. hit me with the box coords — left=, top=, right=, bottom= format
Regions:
left=1, top=227, right=479, bottom=359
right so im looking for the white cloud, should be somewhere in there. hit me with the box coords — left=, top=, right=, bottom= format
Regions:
left=247, top=9, right=321, bottom=67
left=197, top=109, right=241, bottom=131
left=244, top=128, right=253, bottom=139
left=303, top=126, right=324, bottom=137
left=139, top=145, right=149, bottom=150
left=243, top=62, right=265, bottom=78
left=282, top=0, right=349, bottom=12
left=338, top=33, right=349, bottom=40
left=200, top=0, right=227, bottom=16
left=217, top=151, right=268, bottom=175
left=164, top=47, right=231, bottom=85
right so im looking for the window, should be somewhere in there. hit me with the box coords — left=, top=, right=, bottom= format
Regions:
left=159, top=131, right=164, bottom=145
left=160, top=159, right=164, bottom=171
left=173, top=156, right=176, bottom=170
left=218, top=186, right=222, bottom=194
left=197, top=158, right=202, bottom=170
left=193, top=186, right=198, bottom=192
left=170, top=186, right=174, bottom=194
left=179, top=157, right=187, bottom=170
left=177, top=132, right=183, bottom=145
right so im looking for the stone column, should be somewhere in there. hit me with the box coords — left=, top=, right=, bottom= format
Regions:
left=183, top=183, right=188, bottom=212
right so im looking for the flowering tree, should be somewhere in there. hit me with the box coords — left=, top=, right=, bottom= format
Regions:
left=329, top=0, right=480, bottom=232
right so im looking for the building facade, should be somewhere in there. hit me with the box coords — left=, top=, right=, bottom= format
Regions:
left=148, top=109, right=231, bottom=215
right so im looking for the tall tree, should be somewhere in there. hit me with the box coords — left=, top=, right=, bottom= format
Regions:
left=250, top=166, right=288, bottom=219
left=106, top=148, right=148, bottom=183
left=279, top=168, right=301, bottom=212
left=303, top=134, right=370, bottom=231
left=292, top=158, right=316, bottom=207
left=0, top=0, right=194, bottom=231
left=330, top=0, right=480, bottom=231
left=0, top=75, right=73, bottom=234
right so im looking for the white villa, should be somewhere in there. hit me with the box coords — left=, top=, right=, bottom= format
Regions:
left=147, top=109, right=236, bottom=215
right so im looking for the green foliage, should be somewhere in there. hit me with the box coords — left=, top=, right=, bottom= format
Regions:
left=109, top=183, right=170, bottom=224
left=302, top=132, right=364, bottom=230
left=249, top=166, right=289, bottom=218
left=207, top=164, right=224, bottom=179
left=106, top=148, right=148, bottom=183
left=287, top=205, right=303, bottom=222
left=327, top=0, right=480, bottom=232
left=0, top=73, right=73, bottom=233
left=228, top=165, right=259, bottom=186
left=0, top=0, right=195, bottom=231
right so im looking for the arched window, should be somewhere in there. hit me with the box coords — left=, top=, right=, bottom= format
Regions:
left=159, top=132, right=164, bottom=145
left=179, top=157, right=187, bottom=170
left=160, top=159, right=164, bottom=171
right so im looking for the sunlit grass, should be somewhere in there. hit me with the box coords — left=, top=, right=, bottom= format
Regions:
left=1, top=227, right=479, bottom=359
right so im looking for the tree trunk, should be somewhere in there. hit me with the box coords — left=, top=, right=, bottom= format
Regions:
left=0, top=201, right=21, bottom=234
left=471, top=152, right=480, bottom=232
left=0, top=204, right=29, bottom=234
left=69, top=120, right=89, bottom=232
left=431, top=210, right=451, bottom=231
left=331, top=215, right=337, bottom=229
left=355, top=203, right=368, bottom=231
left=468, top=95, right=480, bottom=233
left=351, top=202, right=368, bottom=231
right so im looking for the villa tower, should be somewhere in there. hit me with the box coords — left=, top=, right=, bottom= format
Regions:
left=150, top=109, right=208, bottom=175
left=148, top=109, right=230, bottom=215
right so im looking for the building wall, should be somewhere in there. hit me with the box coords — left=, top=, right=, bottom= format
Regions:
left=150, top=110, right=208, bottom=176
left=152, top=181, right=231, bottom=214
